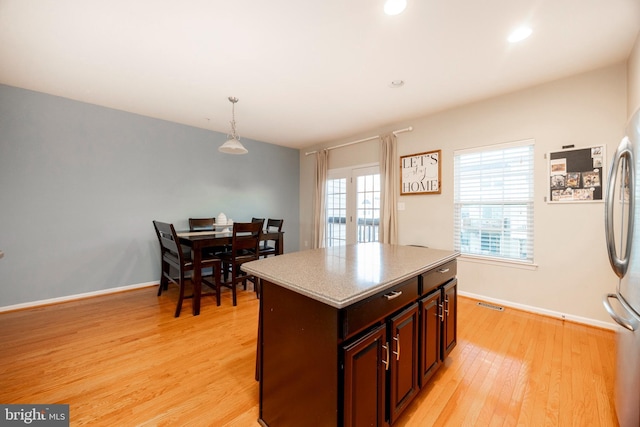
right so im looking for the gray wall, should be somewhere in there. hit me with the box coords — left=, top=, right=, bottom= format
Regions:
left=0, top=84, right=300, bottom=307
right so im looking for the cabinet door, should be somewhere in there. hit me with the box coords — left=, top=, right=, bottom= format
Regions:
left=419, top=289, right=441, bottom=387
left=442, top=279, right=457, bottom=358
left=343, top=324, right=388, bottom=427
left=388, top=302, right=420, bottom=424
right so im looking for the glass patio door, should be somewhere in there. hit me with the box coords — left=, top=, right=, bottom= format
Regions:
left=326, top=165, right=380, bottom=247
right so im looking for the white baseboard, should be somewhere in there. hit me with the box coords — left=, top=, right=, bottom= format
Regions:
left=0, top=281, right=157, bottom=313
left=1, top=285, right=618, bottom=331
left=458, top=290, right=617, bottom=331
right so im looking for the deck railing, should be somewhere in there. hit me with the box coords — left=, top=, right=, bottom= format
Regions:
left=327, top=217, right=379, bottom=246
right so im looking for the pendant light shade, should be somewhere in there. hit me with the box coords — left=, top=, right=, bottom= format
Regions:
left=384, top=0, right=407, bottom=15
left=219, top=96, right=248, bottom=155
left=219, top=137, right=248, bottom=155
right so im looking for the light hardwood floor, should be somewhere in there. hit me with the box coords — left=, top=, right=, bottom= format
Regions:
left=0, top=285, right=618, bottom=426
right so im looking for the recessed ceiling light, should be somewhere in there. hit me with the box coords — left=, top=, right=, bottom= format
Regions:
left=389, top=80, right=405, bottom=88
left=508, top=26, right=532, bottom=43
left=384, top=0, right=407, bottom=16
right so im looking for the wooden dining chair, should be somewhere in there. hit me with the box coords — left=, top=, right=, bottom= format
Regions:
left=189, top=217, right=215, bottom=231
left=214, top=221, right=262, bottom=306
left=153, top=221, right=222, bottom=316
left=191, top=217, right=230, bottom=254
left=259, top=218, right=284, bottom=258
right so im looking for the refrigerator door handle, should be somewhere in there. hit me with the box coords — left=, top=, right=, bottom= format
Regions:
left=603, top=293, right=639, bottom=331
left=605, top=136, right=635, bottom=278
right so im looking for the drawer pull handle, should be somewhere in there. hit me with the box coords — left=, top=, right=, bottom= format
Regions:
left=438, top=268, right=450, bottom=274
left=384, top=290, right=403, bottom=300
left=382, top=343, right=390, bottom=371
left=393, top=334, right=400, bottom=360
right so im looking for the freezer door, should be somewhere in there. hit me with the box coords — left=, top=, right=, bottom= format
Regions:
left=615, top=323, right=640, bottom=427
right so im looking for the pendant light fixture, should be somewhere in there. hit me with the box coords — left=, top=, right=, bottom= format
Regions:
left=218, top=96, right=248, bottom=155
left=384, top=0, right=407, bottom=15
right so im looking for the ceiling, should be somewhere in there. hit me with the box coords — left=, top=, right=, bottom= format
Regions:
left=0, top=1, right=639, bottom=150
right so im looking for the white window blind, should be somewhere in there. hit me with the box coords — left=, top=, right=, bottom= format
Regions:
left=454, top=140, right=534, bottom=263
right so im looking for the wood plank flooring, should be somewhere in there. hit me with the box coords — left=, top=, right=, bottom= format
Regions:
left=0, top=286, right=617, bottom=426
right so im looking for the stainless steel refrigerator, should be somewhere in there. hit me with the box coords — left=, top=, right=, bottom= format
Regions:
left=604, top=107, right=640, bottom=427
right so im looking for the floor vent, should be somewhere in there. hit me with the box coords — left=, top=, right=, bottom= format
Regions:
left=476, top=301, right=505, bottom=311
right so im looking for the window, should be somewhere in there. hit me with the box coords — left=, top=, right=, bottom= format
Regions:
left=454, top=140, right=534, bottom=263
left=326, top=165, right=380, bottom=247
left=326, top=176, right=347, bottom=246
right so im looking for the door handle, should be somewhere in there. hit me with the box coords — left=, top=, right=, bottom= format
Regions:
left=384, top=290, right=403, bottom=300
left=445, top=296, right=450, bottom=317
left=382, top=343, right=390, bottom=371
left=392, top=334, right=400, bottom=361
left=438, top=303, right=444, bottom=321
left=605, top=136, right=635, bottom=278
left=603, top=293, right=639, bottom=331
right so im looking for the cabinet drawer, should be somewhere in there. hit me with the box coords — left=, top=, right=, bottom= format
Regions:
left=421, top=260, right=456, bottom=295
left=341, top=277, right=419, bottom=340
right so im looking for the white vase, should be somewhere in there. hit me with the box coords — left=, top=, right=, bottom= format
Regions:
left=217, top=212, right=227, bottom=225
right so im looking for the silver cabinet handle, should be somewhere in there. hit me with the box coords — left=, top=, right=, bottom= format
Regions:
left=605, top=136, right=635, bottom=279
left=392, top=334, right=400, bottom=360
left=603, top=293, right=639, bottom=331
left=382, top=343, right=390, bottom=370
left=445, top=296, right=450, bottom=317
left=438, top=268, right=450, bottom=273
left=384, top=290, right=403, bottom=300
left=438, top=303, right=444, bottom=321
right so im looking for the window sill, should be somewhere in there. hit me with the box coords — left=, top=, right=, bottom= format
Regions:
left=458, top=254, right=538, bottom=270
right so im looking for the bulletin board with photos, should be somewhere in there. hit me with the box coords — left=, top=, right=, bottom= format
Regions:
left=548, top=145, right=606, bottom=203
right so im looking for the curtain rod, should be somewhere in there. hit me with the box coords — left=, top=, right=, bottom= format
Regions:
left=304, top=126, right=413, bottom=156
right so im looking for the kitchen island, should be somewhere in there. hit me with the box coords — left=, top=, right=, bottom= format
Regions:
left=243, top=243, right=459, bottom=427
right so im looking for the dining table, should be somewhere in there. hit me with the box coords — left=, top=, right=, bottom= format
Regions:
left=176, top=229, right=284, bottom=315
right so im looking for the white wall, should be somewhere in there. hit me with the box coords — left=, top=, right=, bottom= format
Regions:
left=299, top=64, right=628, bottom=325
left=628, top=31, right=640, bottom=116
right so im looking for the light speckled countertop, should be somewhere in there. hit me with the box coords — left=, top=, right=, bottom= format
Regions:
left=242, top=242, right=459, bottom=308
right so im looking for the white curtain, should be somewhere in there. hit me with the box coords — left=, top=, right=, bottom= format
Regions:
left=312, top=149, right=328, bottom=248
left=379, top=134, right=398, bottom=244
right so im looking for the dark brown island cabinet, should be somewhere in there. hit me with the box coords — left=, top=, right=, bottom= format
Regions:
left=243, top=243, right=459, bottom=427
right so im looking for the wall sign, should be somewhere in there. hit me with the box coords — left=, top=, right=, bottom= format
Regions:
left=400, top=150, right=441, bottom=195
left=547, top=145, right=605, bottom=203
